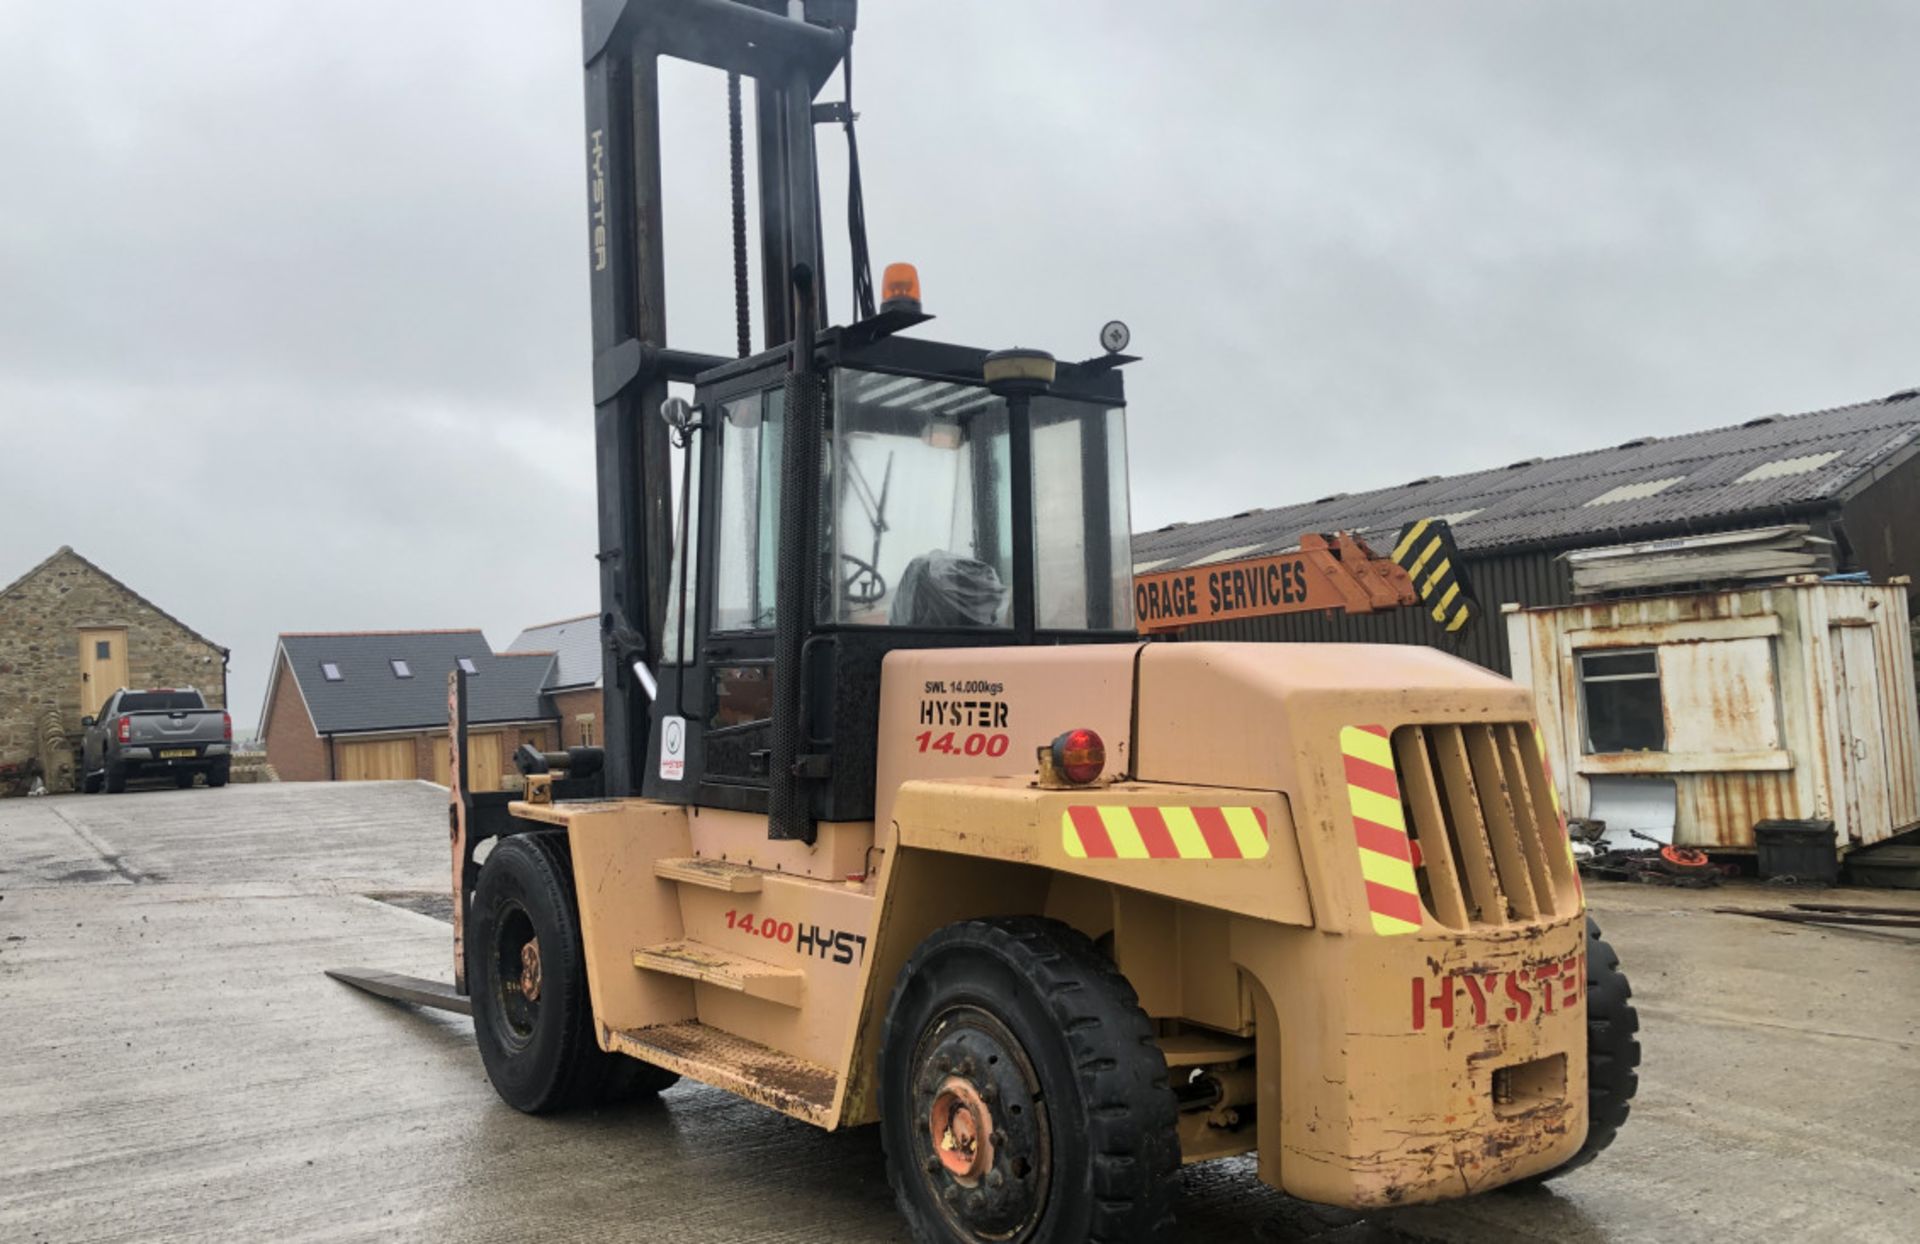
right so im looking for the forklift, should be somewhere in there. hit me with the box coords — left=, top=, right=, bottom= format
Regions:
left=330, top=2, right=1639, bottom=1239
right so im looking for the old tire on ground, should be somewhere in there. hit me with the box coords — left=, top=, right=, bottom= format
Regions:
left=880, top=916, right=1180, bottom=1243
left=207, top=757, right=230, bottom=788
left=468, top=832, right=678, bottom=1113
left=105, top=764, right=127, bottom=794
left=1517, top=915, right=1640, bottom=1185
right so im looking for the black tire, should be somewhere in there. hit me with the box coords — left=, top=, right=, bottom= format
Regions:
left=83, top=770, right=103, bottom=794
left=1518, top=916, right=1639, bottom=1184
left=880, top=916, right=1179, bottom=1244
left=175, top=772, right=195, bottom=789
left=105, top=764, right=127, bottom=794
left=467, top=832, right=678, bottom=1113
left=207, top=758, right=230, bottom=788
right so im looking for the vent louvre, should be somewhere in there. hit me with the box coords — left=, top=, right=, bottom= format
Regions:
left=1390, top=723, right=1577, bottom=929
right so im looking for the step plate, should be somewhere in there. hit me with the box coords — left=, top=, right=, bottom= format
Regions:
left=634, top=939, right=804, bottom=1007
left=608, top=1021, right=838, bottom=1126
left=653, top=856, right=764, bottom=893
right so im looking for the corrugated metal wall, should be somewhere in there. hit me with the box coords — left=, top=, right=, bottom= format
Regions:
left=1184, top=511, right=1877, bottom=676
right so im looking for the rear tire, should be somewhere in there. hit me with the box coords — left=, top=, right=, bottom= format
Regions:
left=83, top=770, right=103, bottom=794
left=880, top=916, right=1180, bottom=1243
left=1516, top=915, right=1639, bottom=1184
left=175, top=772, right=195, bottom=789
left=207, top=758, right=230, bottom=788
left=105, top=765, right=126, bottom=794
left=468, top=832, right=678, bottom=1113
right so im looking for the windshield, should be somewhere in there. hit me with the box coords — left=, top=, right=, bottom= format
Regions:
left=825, top=369, right=1135, bottom=631
left=828, top=370, right=1012, bottom=627
left=119, top=691, right=204, bottom=712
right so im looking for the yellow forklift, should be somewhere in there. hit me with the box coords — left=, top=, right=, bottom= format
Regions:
left=330, top=3, right=1638, bottom=1239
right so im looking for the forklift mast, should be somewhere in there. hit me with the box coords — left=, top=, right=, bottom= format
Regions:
left=582, top=0, right=853, bottom=800
left=580, top=0, right=1138, bottom=841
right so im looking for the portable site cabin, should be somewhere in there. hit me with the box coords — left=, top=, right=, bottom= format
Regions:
left=1506, top=579, right=1920, bottom=852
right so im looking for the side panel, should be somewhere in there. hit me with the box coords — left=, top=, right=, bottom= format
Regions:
left=565, top=801, right=698, bottom=1042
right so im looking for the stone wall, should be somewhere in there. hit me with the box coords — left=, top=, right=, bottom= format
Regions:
left=0, top=548, right=225, bottom=792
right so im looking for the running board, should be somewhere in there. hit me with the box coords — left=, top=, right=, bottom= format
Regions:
left=607, top=1020, right=837, bottom=1126
left=325, top=967, right=472, bottom=1016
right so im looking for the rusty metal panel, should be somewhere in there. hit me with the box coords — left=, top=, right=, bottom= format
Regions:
left=1504, top=581, right=1919, bottom=850
left=1662, top=636, right=1784, bottom=755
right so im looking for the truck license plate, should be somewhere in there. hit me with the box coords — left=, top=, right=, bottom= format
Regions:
left=159, top=749, right=195, bottom=759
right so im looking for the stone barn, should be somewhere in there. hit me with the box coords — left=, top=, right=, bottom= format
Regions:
left=0, top=547, right=228, bottom=794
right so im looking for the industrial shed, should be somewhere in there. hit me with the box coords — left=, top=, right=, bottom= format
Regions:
left=1132, top=388, right=1920, bottom=673
left=259, top=631, right=558, bottom=787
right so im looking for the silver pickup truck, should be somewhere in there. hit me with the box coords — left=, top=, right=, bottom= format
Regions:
left=81, top=687, right=231, bottom=793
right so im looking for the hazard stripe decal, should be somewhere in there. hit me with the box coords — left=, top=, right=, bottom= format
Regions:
left=1340, top=724, right=1423, bottom=936
left=1390, top=518, right=1479, bottom=634
left=1062, top=805, right=1269, bottom=860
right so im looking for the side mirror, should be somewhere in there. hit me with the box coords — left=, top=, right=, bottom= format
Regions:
left=81, top=716, right=94, bottom=729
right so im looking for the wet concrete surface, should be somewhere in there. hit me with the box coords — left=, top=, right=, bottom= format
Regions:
left=1, top=781, right=1915, bottom=1242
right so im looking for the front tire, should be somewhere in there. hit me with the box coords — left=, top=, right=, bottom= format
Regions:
left=880, top=917, right=1179, bottom=1243
left=468, top=832, right=677, bottom=1113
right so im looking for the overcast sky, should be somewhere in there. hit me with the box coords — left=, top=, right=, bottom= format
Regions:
left=2, top=1, right=1915, bottom=728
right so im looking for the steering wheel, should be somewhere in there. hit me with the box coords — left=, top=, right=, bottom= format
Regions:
left=841, top=553, right=887, bottom=607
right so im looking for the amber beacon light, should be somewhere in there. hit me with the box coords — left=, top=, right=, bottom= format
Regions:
left=880, top=262, right=922, bottom=314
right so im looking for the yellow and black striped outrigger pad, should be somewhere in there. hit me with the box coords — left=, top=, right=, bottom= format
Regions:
left=1390, top=518, right=1478, bottom=635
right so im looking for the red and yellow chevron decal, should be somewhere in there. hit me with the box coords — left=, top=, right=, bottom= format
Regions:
left=1340, top=725, right=1423, bottom=935
left=1062, top=805, right=1269, bottom=860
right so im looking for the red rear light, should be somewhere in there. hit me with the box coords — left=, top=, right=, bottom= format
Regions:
left=223, top=711, right=233, bottom=742
left=1050, top=728, right=1106, bottom=785
left=116, top=716, right=131, bottom=743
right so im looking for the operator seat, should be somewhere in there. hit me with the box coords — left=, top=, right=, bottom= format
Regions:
left=888, top=551, right=1006, bottom=628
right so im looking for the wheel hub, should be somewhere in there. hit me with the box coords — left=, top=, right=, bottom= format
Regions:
left=930, top=1077, right=995, bottom=1182
left=519, top=939, right=543, bottom=1003
left=912, top=1008, right=1049, bottom=1240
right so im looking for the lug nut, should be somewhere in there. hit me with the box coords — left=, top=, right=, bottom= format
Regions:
left=980, top=1083, right=998, bottom=1104
left=986, top=1169, right=1005, bottom=1189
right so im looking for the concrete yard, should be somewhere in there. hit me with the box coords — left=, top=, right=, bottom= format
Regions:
left=1, top=782, right=1915, bottom=1243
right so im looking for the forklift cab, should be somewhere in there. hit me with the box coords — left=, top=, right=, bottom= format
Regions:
left=643, top=328, right=1137, bottom=823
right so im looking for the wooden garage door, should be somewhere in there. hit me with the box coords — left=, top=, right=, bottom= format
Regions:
left=428, top=730, right=505, bottom=791
left=338, top=737, right=418, bottom=782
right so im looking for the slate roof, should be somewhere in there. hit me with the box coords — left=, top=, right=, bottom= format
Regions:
left=270, top=631, right=556, bottom=735
left=508, top=612, right=601, bottom=689
left=1134, top=389, right=1920, bottom=573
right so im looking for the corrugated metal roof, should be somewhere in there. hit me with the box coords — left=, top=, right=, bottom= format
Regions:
left=508, top=613, right=601, bottom=690
left=277, top=631, right=554, bottom=735
left=1135, top=390, right=1920, bottom=571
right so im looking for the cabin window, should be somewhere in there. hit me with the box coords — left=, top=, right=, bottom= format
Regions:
left=713, top=390, right=785, bottom=633
left=1578, top=648, right=1664, bottom=752
left=1030, top=398, right=1133, bottom=630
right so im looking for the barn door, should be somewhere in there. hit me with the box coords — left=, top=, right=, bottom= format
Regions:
left=338, top=738, right=417, bottom=782
left=77, top=628, right=129, bottom=718
left=466, top=732, right=504, bottom=792
left=1831, top=624, right=1892, bottom=845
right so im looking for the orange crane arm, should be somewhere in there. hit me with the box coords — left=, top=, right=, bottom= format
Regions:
left=1133, top=521, right=1478, bottom=637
